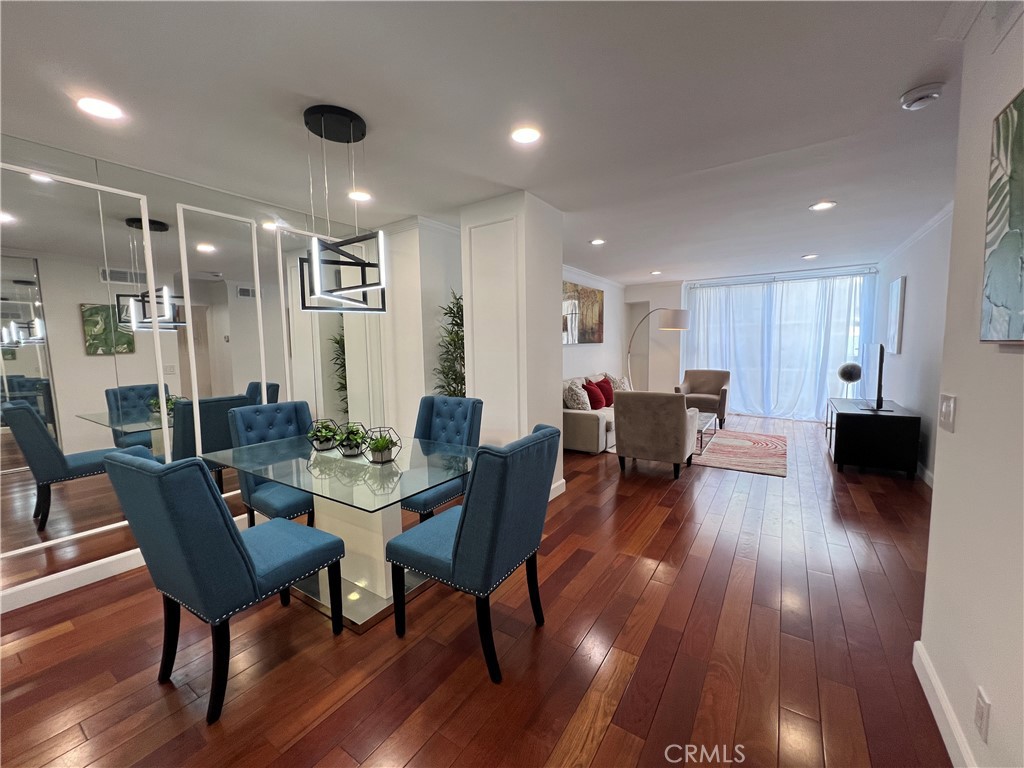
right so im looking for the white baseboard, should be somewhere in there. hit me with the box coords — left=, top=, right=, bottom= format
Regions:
left=550, top=478, right=566, bottom=500
left=1, top=548, right=146, bottom=613
left=913, top=640, right=974, bottom=766
left=918, top=462, right=935, bottom=487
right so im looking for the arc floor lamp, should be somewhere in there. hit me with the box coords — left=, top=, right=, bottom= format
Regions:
left=626, top=308, right=690, bottom=388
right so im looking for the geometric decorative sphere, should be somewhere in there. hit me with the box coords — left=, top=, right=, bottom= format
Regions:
left=837, top=362, right=862, bottom=383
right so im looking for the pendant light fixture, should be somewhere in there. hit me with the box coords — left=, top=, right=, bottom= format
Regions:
left=116, top=218, right=185, bottom=331
left=299, top=104, right=387, bottom=314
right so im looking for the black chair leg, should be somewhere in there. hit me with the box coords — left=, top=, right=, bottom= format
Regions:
left=214, top=469, right=225, bottom=494
left=306, top=508, right=315, bottom=527
left=719, top=417, right=725, bottom=429
left=207, top=621, right=230, bottom=724
left=34, top=484, right=51, bottom=531
left=526, top=553, right=544, bottom=627
left=673, top=463, right=680, bottom=479
left=158, top=595, right=180, bottom=683
left=687, top=454, right=693, bottom=467
left=420, top=509, right=434, bottom=521
left=245, top=506, right=255, bottom=528
left=327, top=561, right=343, bottom=635
left=475, top=596, right=502, bottom=684
left=392, top=563, right=406, bottom=637
left=618, top=455, right=626, bottom=472
left=279, top=588, right=290, bottom=607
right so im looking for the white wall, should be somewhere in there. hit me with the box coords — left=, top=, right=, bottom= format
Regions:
left=562, top=266, right=626, bottom=380
left=623, top=281, right=685, bottom=392
left=915, top=8, right=1024, bottom=768
left=873, top=208, right=953, bottom=484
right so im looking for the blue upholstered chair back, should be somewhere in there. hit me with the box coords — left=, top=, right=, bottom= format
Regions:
left=105, top=447, right=261, bottom=623
left=451, top=424, right=560, bottom=595
left=244, top=382, right=281, bottom=405
left=105, top=384, right=167, bottom=448
left=414, top=396, right=484, bottom=448
left=0, top=401, right=67, bottom=483
left=227, top=401, right=313, bottom=503
left=171, top=395, right=251, bottom=461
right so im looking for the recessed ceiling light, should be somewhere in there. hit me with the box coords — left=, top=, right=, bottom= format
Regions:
left=0, top=212, right=16, bottom=224
left=76, top=97, right=125, bottom=120
left=802, top=253, right=820, bottom=260
left=809, top=201, right=837, bottom=212
left=196, top=243, right=217, bottom=253
left=261, top=221, right=278, bottom=231
left=348, top=190, right=372, bottom=202
left=589, top=238, right=606, bottom=246
left=511, top=126, right=542, bottom=144
left=651, top=271, right=662, bottom=275
left=29, top=173, right=53, bottom=184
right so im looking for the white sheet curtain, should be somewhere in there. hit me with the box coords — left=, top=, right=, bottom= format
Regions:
left=684, top=273, right=876, bottom=421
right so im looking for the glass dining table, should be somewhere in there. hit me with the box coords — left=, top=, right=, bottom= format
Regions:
left=77, top=410, right=173, bottom=454
left=202, top=435, right=476, bottom=631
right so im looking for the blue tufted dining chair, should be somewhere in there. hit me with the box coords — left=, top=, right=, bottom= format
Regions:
left=401, top=396, right=484, bottom=521
left=171, top=395, right=250, bottom=492
left=1, top=401, right=126, bottom=531
left=104, top=447, right=345, bottom=724
left=243, top=381, right=280, bottom=406
left=104, top=383, right=168, bottom=449
left=227, top=401, right=315, bottom=528
left=387, top=424, right=560, bottom=683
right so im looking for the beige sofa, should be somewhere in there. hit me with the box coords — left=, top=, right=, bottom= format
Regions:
left=562, top=374, right=616, bottom=453
left=614, top=391, right=699, bottom=479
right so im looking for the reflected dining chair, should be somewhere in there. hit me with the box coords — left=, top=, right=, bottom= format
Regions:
left=387, top=424, right=560, bottom=683
left=1, top=400, right=125, bottom=531
left=243, top=381, right=280, bottom=405
left=171, top=395, right=250, bottom=492
left=104, top=383, right=167, bottom=449
left=227, top=401, right=315, bottom=527
left=401, top=395, right=483, bottom=521
left=104, top=447, right=345, bottom=724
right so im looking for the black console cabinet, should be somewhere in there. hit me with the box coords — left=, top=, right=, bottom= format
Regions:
left=826, top=398, right=921, bottom=480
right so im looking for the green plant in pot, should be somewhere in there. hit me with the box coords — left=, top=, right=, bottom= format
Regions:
left=306, top=419, right=340, bottom=452
left=338, top=422, right=367, bottom=457
left=147, top=395, right=180, bottom=416
left=366, top=427, right=402, bottom=464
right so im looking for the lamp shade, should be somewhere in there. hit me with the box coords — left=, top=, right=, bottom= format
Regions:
left=657, top=309, right=690, bottom=331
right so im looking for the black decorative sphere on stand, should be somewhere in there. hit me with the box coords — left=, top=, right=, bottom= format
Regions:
left=837, top=363, right=862, bottom=383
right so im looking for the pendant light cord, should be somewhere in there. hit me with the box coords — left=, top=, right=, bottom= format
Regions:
left=321, top=117, right=332, bottom=238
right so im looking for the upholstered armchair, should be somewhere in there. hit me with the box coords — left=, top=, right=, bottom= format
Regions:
left=401, top=395, right=484, bottom=520
left=614, top=391, right=699, bottom=479
left=227, top=402, right=315, bottom=527
left=243, top=381, right=281, bottom=406
left=104, top=447, right=345, bottom=724
left=387, top=424, right=560, bottom=683
left=171, top=395, right=250, bottom=492
left=675, top=369, right=730, bottom=428
left=1, top=401, right=125, bottom=531
left=104, top=384, right=168, bottom=449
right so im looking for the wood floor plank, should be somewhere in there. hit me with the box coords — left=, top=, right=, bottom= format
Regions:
left=818, top=678, right=872, bottom=768
left=779, top=633, right=820, bottom=721
left=733, top=604, right=780, bottom=767
left=779, top=708, right=825, bottom=768
left=589, top=723, right=644, bottom=768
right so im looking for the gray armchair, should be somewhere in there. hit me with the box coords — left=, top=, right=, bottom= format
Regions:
left=675, top=369, right=730, bottom=428
left=614, top=391, right=699, bottom=479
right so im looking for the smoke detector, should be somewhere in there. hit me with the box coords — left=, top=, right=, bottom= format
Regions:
left=900, top=83, right=944, bottom=111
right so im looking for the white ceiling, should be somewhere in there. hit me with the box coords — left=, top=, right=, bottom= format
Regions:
left=1, top=1, right=967, bottom=284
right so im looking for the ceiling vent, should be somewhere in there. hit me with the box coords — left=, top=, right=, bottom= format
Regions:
left=900, top=83, right=944, bottom=111
left=237, top=286, right=258, bottom=299
left=99, top=267, right=148, bottom=285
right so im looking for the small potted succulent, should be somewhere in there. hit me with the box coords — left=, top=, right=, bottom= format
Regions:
left=306, top=419, right=341, bottom=452
left=366, top=427, right=402, bottom=464
left=147, top=395, right=181, bottom=415
left=338, top=422, right=367, bottom=457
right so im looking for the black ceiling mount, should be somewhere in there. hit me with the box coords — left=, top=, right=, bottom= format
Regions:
left=304, top=105, right=367, bottom=143
left=12, top=279, right=37, bottom=287
left=125, top=217, right=170, bottom=232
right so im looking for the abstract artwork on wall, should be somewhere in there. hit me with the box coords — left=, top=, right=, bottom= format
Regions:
left=981, top=87, right=1024, bottom=343
left=562, top=281, right=604, bottom=344
left=2, top=348, right=15, bottom=361
left=888, top=275, right=906, bottom=354
left=80, top=304, right=135, bottom=356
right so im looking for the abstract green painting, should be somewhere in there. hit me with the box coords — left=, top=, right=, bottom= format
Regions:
left=80, top=303, right=135, bottom=355
left=981, top=88, right=1024, bottom=342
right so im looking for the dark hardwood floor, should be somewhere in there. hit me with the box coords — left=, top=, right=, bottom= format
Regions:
left=0, top=416, right=949, bottom=767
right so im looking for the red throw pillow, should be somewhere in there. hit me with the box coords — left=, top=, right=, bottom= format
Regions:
left=582, top=381, right=606, bottom=409
left=594, top=377, right=614, bottom=406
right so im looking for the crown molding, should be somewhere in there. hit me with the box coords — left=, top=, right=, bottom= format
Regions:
left=563, top=264, right=624, bottom=289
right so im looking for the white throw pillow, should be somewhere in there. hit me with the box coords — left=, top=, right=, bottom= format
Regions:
left=604, top=373, right=632, bottom=392
left=563, top=380, right=592, bottom=411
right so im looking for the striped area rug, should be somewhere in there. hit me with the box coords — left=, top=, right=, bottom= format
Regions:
left=692, top=430, right=788, bottom=477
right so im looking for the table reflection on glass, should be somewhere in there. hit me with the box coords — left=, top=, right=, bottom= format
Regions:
left=203, top=435, right=475, bottom=630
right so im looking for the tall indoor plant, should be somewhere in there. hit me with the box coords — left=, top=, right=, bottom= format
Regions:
left=433, top=291, right=465, bottom=397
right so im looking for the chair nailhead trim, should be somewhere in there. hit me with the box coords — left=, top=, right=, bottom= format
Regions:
left=388, top=547, right=539, bottom=599
left=158, top=553, right=344, bottom=625
left=41, top=469, right=106, bottom=485
left=401, top=492, right=461, bottom=515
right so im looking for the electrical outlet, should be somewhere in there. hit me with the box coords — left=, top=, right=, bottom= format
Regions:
left=974, top=687, right=990, bottom=743
left=163, top=364, right=176, bottom=375
left=939, top=393, right=956, bottom=433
